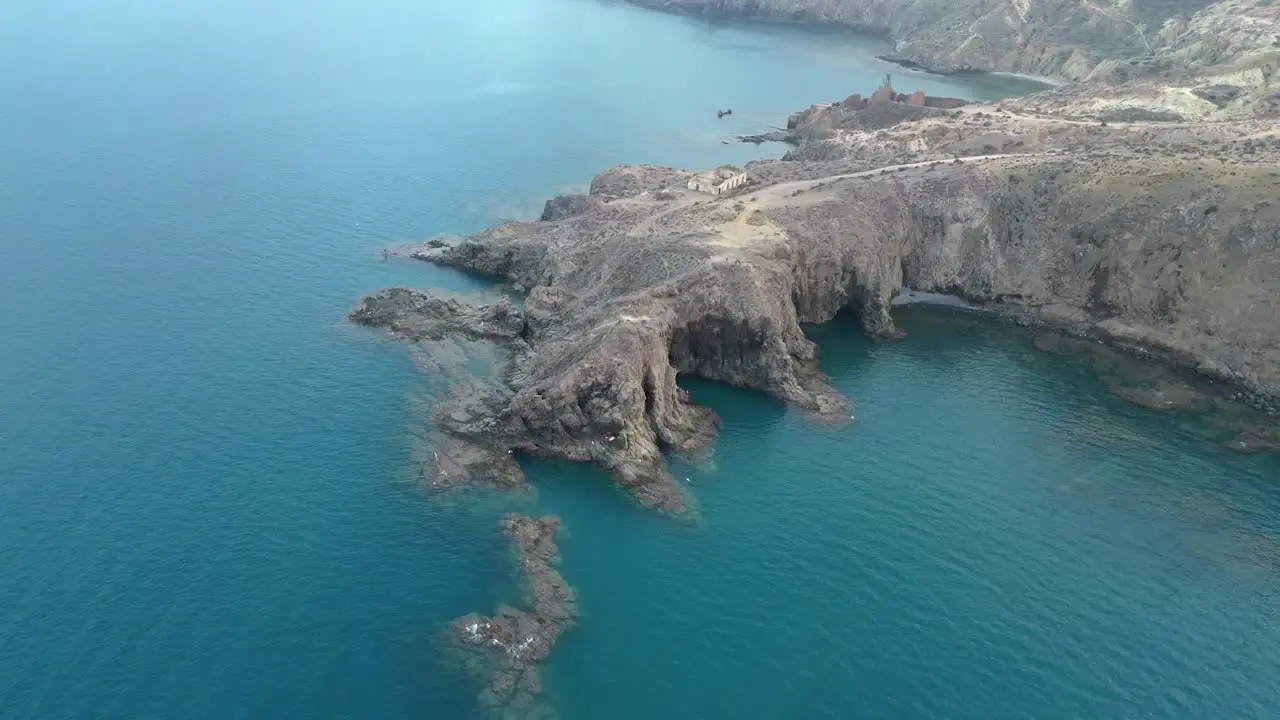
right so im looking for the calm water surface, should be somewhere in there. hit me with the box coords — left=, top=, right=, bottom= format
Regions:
left=0, top=0, right=1276, bottom=718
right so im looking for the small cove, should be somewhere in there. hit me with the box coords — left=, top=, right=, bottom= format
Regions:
left=528, top=310, right=1280, bottom=719
left=1, top=1, right=1277, bottom=718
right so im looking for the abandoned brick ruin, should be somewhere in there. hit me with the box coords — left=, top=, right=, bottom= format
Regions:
left=788, top=75, right=968, bottom=129
left=687, top=165, right=748, bottom=195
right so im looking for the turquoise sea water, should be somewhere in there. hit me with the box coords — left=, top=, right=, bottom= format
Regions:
left=1, top=0, right=1277, bottom=718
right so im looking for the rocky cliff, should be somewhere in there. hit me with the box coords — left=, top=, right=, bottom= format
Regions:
left=348, top=0, right=1280, bottom=507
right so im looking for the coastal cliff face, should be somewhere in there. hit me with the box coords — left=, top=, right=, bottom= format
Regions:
left=438, top=147, right=1280, bottom=400
left=625, top=0, right=1280, bottom=94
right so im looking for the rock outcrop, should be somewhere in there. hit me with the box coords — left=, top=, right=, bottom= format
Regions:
left=1107, top=383, right=1207, bottom=412
left=350, top=288, right=525, bottom=342
left=452, top=514, right=576, bottom=718
left=350, top=275, right=722, bottom=510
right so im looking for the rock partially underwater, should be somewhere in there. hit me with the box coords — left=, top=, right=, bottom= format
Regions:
left=451, top=515, right=576, bottom=718
left=1222, top=429, right=1280, bottom=455
left=351, top=281, right=722, bottom=511
left=350, top=287, right=525, bottom=342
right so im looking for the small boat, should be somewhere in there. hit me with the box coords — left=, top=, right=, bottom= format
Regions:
left=717, top=108, right=733, bottom=119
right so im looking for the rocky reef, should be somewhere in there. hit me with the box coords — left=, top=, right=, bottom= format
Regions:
left=351, top=288, right=525, bottom=342
left=451, top=514, right=576, bottom=718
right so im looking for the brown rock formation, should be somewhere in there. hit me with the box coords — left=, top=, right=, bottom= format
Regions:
left=622, top=0, right=1200, bottom=78
left=350, top=288, right=525, bottom=342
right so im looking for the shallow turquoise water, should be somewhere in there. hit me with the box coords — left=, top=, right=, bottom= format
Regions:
left=1, top=0, right=1277, bottom=718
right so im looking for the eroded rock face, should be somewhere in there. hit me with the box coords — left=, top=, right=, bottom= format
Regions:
left=1107, top=384, right=1207, bottom=412
left=625, top=0, right=1184, bottom=78
left=1193, top=84, right=1247, bottom=108
left=413, top=146, right=1280, bottom=418
left=540, top=193, right=601, bottom=221
left=452, top=515, right=576, bottom=718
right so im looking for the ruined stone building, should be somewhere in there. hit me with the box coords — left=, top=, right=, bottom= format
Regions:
left=687, top=166, right=748, bottom=195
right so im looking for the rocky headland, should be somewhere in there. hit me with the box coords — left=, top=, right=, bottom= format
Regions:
left=347, top=0, right=1280, bottom=508
left=348, top=4, right=1279, bottom=715
left=357, top=88, right=1279, bottom=502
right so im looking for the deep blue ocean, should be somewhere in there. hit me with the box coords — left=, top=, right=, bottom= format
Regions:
left=1, top=0, right=1277, bottom=718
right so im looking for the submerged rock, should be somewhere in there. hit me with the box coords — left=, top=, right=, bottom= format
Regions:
left=426, top=433, right=524, bottom=490
left=452, top=515, right=576, bottom=717
left=1032, top=332, right=1066, bottom=354
left=1107, top=383, right=1206, bottom=412
left=1222, top=430, right=1280, bottom=455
